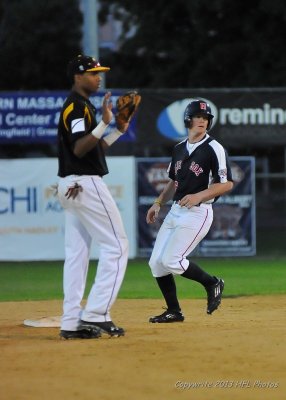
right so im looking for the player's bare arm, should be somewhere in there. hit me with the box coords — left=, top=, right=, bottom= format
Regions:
left=179, top=181, right=233, bottom=208
left=73, top=93, right=113, bottom=158
left=146, top=179, right=176, bottom=224
left=73, top=134, right=101, bottom=158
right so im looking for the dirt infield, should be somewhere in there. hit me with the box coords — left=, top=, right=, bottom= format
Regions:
left=0, top=296, right=285, bottom=400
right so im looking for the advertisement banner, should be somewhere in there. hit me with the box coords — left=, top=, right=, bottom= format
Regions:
left=2, top=89, right=286, bottom=148
left=137, top=157, right=256, bottom=257
left=200, top=157, right=256, bottom=256
left=0, top=91, right=137, bottom=143
left=134, top=89, right=286, bottom=150
left=0, top=157, right=136, bottom=260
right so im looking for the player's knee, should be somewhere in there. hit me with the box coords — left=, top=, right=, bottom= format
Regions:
left=161, top=253, right=180, bottom=272
left=149, top=252, right=174, bottom=272
left=149, top=254, right=161, bottom=273
left=119, top=236, right=129, bottom=257
left=107, top=236, right=128, bottom=259
left=115, top=238, right=129, bottom=259
left=161, top=252, right=172, bottom=267
left=149, top=259, right=165, bottom=278
left=148, top=255, right=156, bottom=271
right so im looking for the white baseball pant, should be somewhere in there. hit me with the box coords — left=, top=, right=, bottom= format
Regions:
left=57, top=175, right=128, bottom=331
left=149, top=203, right=213, bottom=277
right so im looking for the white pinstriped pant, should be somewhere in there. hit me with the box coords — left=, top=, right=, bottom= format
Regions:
left=57, top=175, right=128, bottom=331
left=149, top=203, right=213, bottom=277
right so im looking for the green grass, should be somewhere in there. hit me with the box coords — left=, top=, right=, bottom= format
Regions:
left=0, top=257, right=285, bottom=302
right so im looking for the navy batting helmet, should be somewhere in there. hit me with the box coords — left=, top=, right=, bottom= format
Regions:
left=184, top=99, right=214, bottom=130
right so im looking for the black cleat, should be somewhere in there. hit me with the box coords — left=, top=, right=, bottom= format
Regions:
left=60, top=328, right=101, bottom=340
left=149, top=309, right=184, bottom=323
left=79, top=320, right=125, bottom=337
left=206, top=277, right=224, bottom=314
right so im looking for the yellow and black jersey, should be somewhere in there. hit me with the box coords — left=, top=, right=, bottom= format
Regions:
left=57, top=91, right=108, bottom=177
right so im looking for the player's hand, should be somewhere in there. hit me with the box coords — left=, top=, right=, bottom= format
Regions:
left=146, top=204, right=160, bottom=224
left=179, top=193, right=201, bottom=208
left=102, top=92, right=113, bottom=125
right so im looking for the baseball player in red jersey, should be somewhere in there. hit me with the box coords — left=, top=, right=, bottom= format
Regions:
left=57, top=55, right=129, bottom=339
left=146, top=99, right=233, bottom=323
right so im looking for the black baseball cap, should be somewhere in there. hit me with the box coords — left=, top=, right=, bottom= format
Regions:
left=67, top=55, right=110, bottom=78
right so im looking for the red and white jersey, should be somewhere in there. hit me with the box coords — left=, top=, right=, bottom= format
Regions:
left=168, top=134, right=233, bottom=203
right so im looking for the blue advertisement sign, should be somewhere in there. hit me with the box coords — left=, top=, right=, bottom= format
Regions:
left=0, top=91, right=136, bottom=143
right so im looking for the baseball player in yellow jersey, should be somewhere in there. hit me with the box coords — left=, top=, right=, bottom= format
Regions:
left=146, top=100, right=233, bottom=323
left=57, top=55, right=129, bottom=339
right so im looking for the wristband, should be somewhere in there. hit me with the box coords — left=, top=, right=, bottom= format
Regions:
left=91, top=120, right=109, bottom=139
left=154, top=198, right=162, bottom=206
left=103, top=129, right=123, bottom=146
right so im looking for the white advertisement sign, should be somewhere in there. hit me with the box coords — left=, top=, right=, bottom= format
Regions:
left=0, top=157, right=136, bottom=260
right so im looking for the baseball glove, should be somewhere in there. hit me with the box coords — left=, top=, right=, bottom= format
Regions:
left=115, top=91, right=141, bottom=128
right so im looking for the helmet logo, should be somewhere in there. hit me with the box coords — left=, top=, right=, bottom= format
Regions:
left=200, top=102, right=207, bottom=110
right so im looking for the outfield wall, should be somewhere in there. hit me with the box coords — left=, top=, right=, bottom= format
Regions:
left=0, top=157, right=137, bottom=260
left=0, top=156, right=255, bottom=260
